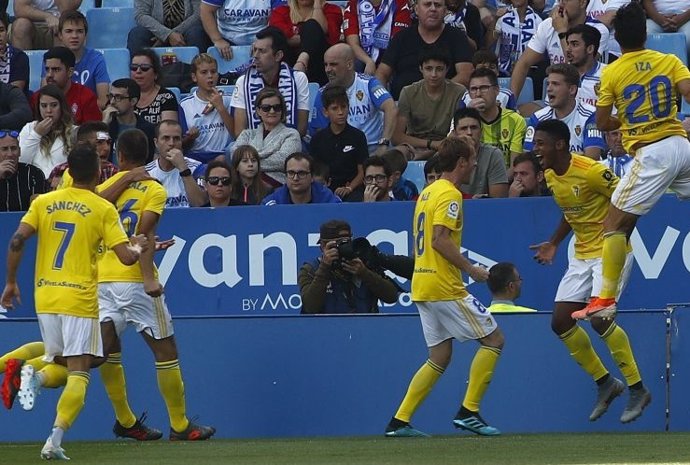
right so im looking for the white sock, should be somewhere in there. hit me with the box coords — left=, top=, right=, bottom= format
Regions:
left=49, top=427, right=65, bottom=447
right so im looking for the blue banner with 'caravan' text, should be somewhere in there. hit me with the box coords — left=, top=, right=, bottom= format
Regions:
left=2, top=195, right=690, bottom=318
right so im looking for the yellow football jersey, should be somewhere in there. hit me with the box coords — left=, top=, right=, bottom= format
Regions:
left=481, top=108, right=527, bottom=168
left=97, top=171, right=167, bottom=283
left=20, top=187, right=128, bottom=317
left=411, top=179, right=468, bottom=301
left=597, top=49, right=690, bottom=154
left=58, top=169, right=73, bottom=189
left=545, top=155, right=618, bottom=259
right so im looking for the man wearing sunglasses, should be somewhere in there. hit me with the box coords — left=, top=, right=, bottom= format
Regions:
left=0, top=129, right=46, bottom=211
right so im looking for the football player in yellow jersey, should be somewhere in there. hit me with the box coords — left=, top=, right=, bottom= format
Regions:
left=530, top=120, right=651, bottom=424
left=385, top=137, right=505, bottom=438
left=1, top=144, right=146, bottom=460
left=581, top=2, right=690, bottom=319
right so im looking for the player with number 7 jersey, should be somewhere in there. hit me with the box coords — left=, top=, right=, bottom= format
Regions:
left=577, top=1, right=690, bottom=320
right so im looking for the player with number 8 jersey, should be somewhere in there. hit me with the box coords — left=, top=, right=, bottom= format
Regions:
left=385, top=137, right=505, bottom=439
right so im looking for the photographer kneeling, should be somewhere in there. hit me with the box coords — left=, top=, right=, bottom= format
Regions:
left=299, top=220, right=400, bottom=314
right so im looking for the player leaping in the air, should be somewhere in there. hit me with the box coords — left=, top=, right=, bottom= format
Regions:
left=574, top=1, right=690, bottom=320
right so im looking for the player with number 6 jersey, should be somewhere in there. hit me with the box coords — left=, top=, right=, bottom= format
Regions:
left=385, top=137, right=505, bottom=439
left=577, top=2, right=690, bottom=320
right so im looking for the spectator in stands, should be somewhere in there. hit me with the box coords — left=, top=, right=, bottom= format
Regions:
left=19, top=84, right=75, bottom=179
left=202, top=158, right=247, bottom=207
left=600, top=129, right=633, bottom=179
left=234, top=87, right=302, bottom=186
left=586, top=0, right=630, bottom=61
left=424, top=153, right=441, bottom=186
left=358, top=155, right=394, bottom=202
left=311, top=159, right=330, bottom=186
left=103, top=78, right=156, bottom=164
left=464, top=67, right=526, bottom=170
left=130, top=48, right=179, bottom=125
left=268, top=0, right=342, bottom=85
left=444, top=0, right=485, bottom=50
left=229, top=144, right=273, bottom=204
left=262, top=151, right=341, bottom=205
left=128, top=0, right=211, bottom=53
left=0, top=129, right=46, bottom=211
left=146, top=119, right=207, bottom=207
left=452, top=107, right=508, bottom=198
left=309, top=85, right=367, bottom=200
left=458, top=50, right=517, bottom=110
left=0, top=12, right=29, bottom=90
left=180, top=53, right=234, bottom=162
left=494, top=0, right=542, bottom=78
left=383, top=148, right=418, bottom=200
left=31, top=46, right=101, bottom=125
left=509, top=0, right=609, bottom=108
left=231, top=27, right=310, bottom=137
left=523, top=64, right=605, bottom=160
left=509, top=152, right=548, bottom=197
left=376, top=0, right=474, bottom=99
left=565, top=24, right=604, bottom=107
left=310, top=43, right=397, bottom=155
left=299, top=218, right=400, bottom=314
left=486, top=262, right=538, bottom=313
left=0, top=81, right=33, bottom=130
left=56, top=11, right=110, bottom=110
left=47, top=121, right=118, bottom=189
left=10, top=0, right=78, bottom=50
left=200, top=0, right=271, bottom=61
left=393, top=48, right=465, bottom=160
left=343, top=0, right=412, bottom=75
left=644, top=0, right=690, bottom=64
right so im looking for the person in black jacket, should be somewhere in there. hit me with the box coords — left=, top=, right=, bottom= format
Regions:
left=0, top=81, right=32, bottom=130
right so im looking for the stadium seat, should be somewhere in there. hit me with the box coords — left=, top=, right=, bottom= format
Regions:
left=79, top=0, right=96, bottom=13
left=406, top=161, right=426, bottom=193
left=26, top=49, right=47, bottom=92
left=207, top=45, right=252, bottom=74
left=153, top=47, right=200, bottom=65
left=647, top=33, right=688, bottom=66
left=96, top=48, right=130, bottom=80
left=167, top=87, right=182, bottom=102
left=682, top=98, right=690, bottom=116
left=85, top=8, right=135, bottom=49
left=100, top=0, right=134, bottom=7
left=308, top=82, right=320, bottom=110
left=498, top=76, right=534, bottom=106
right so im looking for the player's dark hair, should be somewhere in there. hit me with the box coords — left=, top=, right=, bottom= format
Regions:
left=566, top=24, right=601, bottom=58
left=472, top=49, right=498, bottom=68
left=322, top=85, right=349, bottom=109
left=256, top=26, right=289, bottom=57
left=613, top=2, right=646, bottom=50
left=112, top=78, right=141, bottom=100
left=44, top=46, right=76, bottom=69
left=453, top=107, right=482, bottom=127
left=117, top=128, right=149, bottom=165
left=363, top=156, right=392, bottom=177
left=512, top=152, right=542, bottom=174
left=284, top=151, right=313, bottom=173
left=535, top=119, right=571, bottom=145
left=470, top=66, right=499, bottom=87
left=546, top=63, right=580, bottom=87
left=418, top=47, right=451, bottom=68
left=437, top=137, right=473, bottom=172
left=68, top=143, right=100, bottom=183
left=488, top=262, right=518, bottom=294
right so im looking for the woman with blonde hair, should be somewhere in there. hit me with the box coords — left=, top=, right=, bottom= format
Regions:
left=234, top=87, right=302, bottom=186
left=229, top=144, right=273, bottom=205
left=19, top=84, right=76, bottom=179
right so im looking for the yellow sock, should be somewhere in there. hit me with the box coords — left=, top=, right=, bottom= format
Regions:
left=394, top=360, right=444, bottom=422
left=560, top=326, right=608, bottom=382
left=55, top=372, right=90, bottom=430
left=0, top=342, right=44, bottom=371
left=156, top=360, right=188, bottom=432
left=26, top=355, right=49, bottom=372
left=600, top=232, right=627, bottom=299
left=462, top=346, right=501, bottom=412
left=39, top=363, right=69, bottom=388
left=100, top=353, right=137, bottom=428
left=602, top=323, right=642, bottom=386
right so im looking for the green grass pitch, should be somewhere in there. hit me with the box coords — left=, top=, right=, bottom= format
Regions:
left=3, top=433, right=690, bottom=465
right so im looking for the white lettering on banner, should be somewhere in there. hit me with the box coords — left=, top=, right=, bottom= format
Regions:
left=262, top=293, right=302, bottom=310
left=462, top=248, right=498, bottom=285
left=242, top=298, right=259, bottom=311
left=158, top=235, right=186, bottom=286
left=190, top=234, right=242, bottom=288
left=248, top=232, right=297, bottom=286
left=631, top=227, right=679, bottom=279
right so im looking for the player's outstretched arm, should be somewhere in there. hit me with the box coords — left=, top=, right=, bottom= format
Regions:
left=112, top=235, right=148, bottom=266
left=529, top=215, right=571, bottom=265
left=1, top=223, right=35, bottom=309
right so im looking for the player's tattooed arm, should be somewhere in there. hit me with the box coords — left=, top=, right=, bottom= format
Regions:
left=9, top=232, right=26, bottom=252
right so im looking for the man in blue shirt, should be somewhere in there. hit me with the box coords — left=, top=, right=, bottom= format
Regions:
left=262, top=152, right=341, bottom=205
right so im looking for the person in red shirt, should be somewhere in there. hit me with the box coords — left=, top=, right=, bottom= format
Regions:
left=30, top=47, right=102, bottom=125
left=343, top=0, right=412, bottom=75
left=269, top=0, right=343, bottom=85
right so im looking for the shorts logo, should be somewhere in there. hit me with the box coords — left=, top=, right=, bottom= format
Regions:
left=447, top=201, right=459, bottom=219
left=356, top=90, right=364, bottom=101
left=575, top=125, right=582, bottom=136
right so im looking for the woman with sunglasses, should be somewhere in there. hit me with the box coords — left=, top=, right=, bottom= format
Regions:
left=229, top=144, right=273, bottom=205
left=203, top=159, right=246, bottom=207
left=18, top=84, right=75, bottom=180
left=129, top=49, right=179, bottom=125
left=233, top=87, right=302, bottom=186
